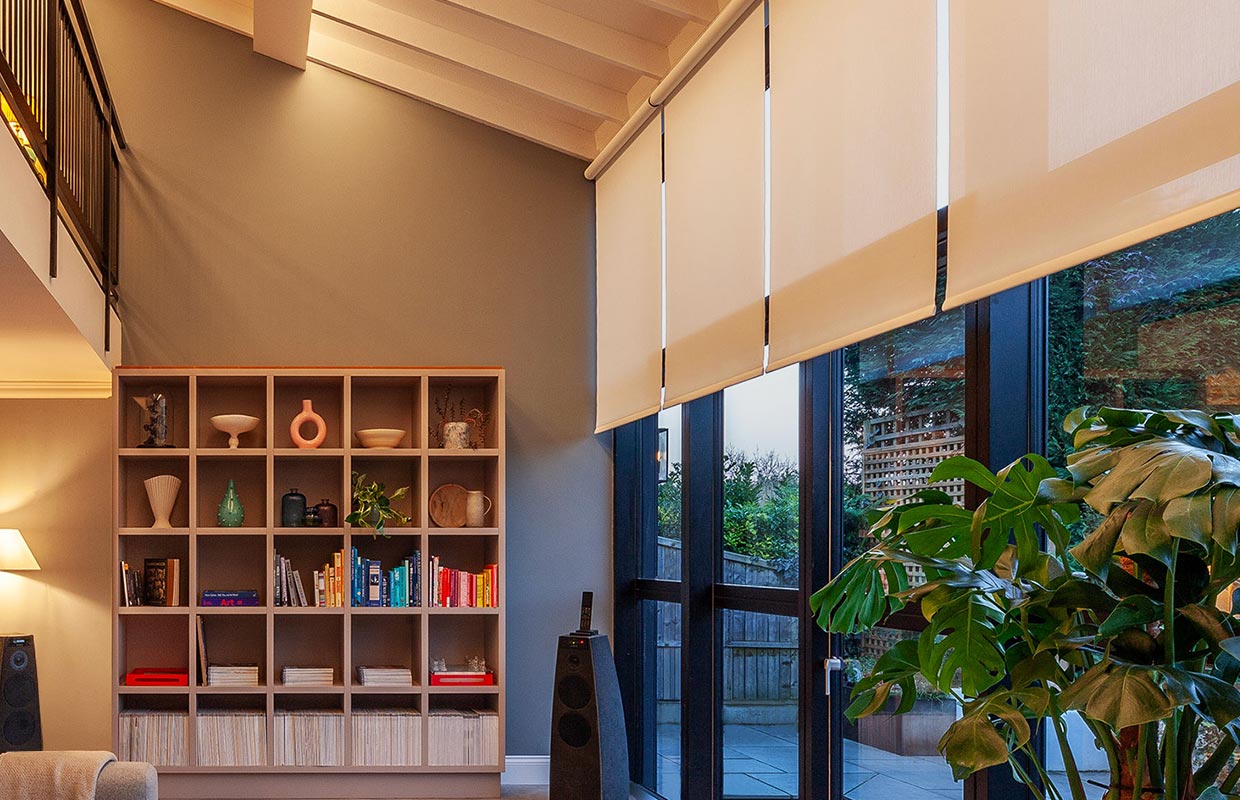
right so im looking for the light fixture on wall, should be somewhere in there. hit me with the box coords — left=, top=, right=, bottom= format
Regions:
left=0, top=529, right=40, bottom=571
left=657, top=428, right=669, bottom=484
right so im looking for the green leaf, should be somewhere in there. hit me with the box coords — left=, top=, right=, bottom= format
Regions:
left=1220, top=637, right=1240, bottom=662
left=1060, top=663, right=1176, bottom=729
left=1164, top=493, right=1213, bottom=546
left=918, top=592, right=1006, bottom=696
left=968, top=455, right=1059, bottom=574
left=930, top=456, right=999, bottom=493
left=1213, top=487, right=1240, bottom=554
left=1161, top=667, right=1240, bottom=727
left=1120, top=500, right=1173, bottom=566
left=1063, top=406, right=1091, bottom=435
left=1098, top=595, right=1163, bottom=637
left=938, top=714, right=1009, bottom=781
left=1069, top=506, right=1127, bottom=578
left=811, top=555, right=900, bottom=634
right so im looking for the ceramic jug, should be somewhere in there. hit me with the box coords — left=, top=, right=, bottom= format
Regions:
left=464, top=490, right=492, bottom=528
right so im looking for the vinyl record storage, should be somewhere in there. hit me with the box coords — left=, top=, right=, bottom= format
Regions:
left=112, top=367, right=505, bottom=799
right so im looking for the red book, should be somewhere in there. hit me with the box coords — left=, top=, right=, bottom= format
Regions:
left=430, top=670, right=495, bottom=686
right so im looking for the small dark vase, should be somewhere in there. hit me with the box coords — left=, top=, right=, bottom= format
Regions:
left=315, top=499, right=339, bottom=528
left=281, top=488, right=307, bottom=527
left=303, top=507, right=322, bottom=527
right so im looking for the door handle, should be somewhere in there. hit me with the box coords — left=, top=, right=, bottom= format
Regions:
left=824, top=657, right=843, bottom=696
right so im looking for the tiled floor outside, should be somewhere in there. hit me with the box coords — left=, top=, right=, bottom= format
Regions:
left=655, top=722, right=1108, bottom=800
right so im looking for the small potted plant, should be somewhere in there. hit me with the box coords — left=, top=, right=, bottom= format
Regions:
left=432, top=385, right=490, bottom=449
left=346, top=471, right=411, bottom=537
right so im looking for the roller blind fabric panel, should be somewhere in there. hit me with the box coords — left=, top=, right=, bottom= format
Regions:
left=768, top=0, right=938, bottom=370
left=595, top=117, right=665, bottom=433
left=946, top=0, right=1240, bottom=308
left=663, top=6, right=766, bottom=408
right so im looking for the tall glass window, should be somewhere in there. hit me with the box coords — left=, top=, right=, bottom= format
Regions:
left=842, top=309, right=966, bottom=800
left=721, top=367, right=800, bottom=797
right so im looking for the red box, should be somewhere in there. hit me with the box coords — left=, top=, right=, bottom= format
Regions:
left=124, top=668, right=189, bottom=687
left=430, top=671, right=495, bottom=687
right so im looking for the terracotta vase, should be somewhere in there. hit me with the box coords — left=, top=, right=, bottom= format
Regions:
left=290, top=399, right=326, bottom=449
left=144, top=474, right=182, bottom=529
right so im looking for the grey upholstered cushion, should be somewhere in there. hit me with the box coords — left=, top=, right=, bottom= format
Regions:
left=95, top=761, right=158, bottom=800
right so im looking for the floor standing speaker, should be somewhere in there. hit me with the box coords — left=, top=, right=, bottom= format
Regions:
left=0, top=634, right=42, bottom=752
left=549, top=632, right=629, bottom=800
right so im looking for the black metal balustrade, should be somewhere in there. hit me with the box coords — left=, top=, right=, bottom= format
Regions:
left=0, top=0, right=124, bottom=349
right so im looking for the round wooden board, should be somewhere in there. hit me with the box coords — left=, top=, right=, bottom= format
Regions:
left=429, top=483, right=469, bottom=528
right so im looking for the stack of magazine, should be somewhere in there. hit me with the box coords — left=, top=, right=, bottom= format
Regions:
left=282, top=666, right=334, bottom=687
left=356, top=666, right=413, bottom=687
left=197, top=710, right=266, bottom=767
left=118, top=710, right=188, bottom=766
left=206, top=665, right=260, bottom=687
left=427, top=709, right=499, bottom=766
left=352, top=709, right=421, bottom=766
left=274, top=710, right=344, bottom=767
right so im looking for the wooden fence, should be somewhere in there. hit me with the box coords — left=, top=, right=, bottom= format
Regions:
left=654, top=538, right=798, bottom=703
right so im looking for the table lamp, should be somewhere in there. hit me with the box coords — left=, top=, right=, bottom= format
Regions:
left=0, top=529, right=39, bottom=571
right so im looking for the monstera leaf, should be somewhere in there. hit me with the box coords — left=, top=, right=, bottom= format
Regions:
left=918, top=587, right=1006, bottom=696
left=1059, top=663, right=1177, bottom=729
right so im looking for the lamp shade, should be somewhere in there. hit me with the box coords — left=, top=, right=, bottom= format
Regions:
left=0, top=529, right=39, bottom=571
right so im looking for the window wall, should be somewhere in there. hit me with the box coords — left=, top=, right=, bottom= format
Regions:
left=616, top=206, right=1240, bottom=800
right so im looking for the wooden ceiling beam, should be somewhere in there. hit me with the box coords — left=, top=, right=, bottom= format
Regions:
left=629, top=0, right=719, bottom=24
left=430, top=0, right=669, bottom=77
left=313, top=0, right=628, bottom=122
left=308, top=16, right=597, bottom=160
left=252, top=0, right=312, bottom=69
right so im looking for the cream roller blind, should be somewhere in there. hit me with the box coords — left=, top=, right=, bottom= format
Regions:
left=946, top=0, right=1240, bottom=308
left=768, top=0, right=938, bottom=370
left=663, top=5, right=766, bottom=408
left=595, top=117, right=664, bottom=433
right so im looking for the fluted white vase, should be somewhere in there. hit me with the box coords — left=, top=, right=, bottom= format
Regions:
left=144, top=474, right=182, bottom=529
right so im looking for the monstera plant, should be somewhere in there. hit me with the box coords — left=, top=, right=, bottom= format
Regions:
left=812, top=408, right=1240, bottom=800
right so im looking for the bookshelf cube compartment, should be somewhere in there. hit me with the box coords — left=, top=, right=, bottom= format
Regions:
left=427, top=616, right=499, bottom=682
left=275, top=457, right=345, bottom=529
left=426, top=536, right=499, bottom=609
left=274, top=376, right=345, bottom=449
left=350, top=536, right=423, bottom=608
left=351, top=697, right=421, bottom=767
left=196, top=696, right=267, bottom=767
left=351, top=616, right=421, bottom=688
left=198, top=535, right=267, bottom=606
left=274, top=616, right=343, bottom=688
left=426, top=694, right=500, bottom=767
left=197, top=457, right=266, bottom=529
left=350, top=456, right=420, bottom=529
left=118, top=695, right=190, bottom=767
left=196, top=613, right=266, bottom=688
left=118, top=616, right=190, bottom=678
left=119, top=535, right=190, bottom=608
left=196, top=375, right=267, bottom=450
left=120, top=458, right=190, bottom=529
left=274, top=699, right=345, bottom=767
left=351, top=376, right=422, bottom=450
left=273, top=534, right=343, bottom=607
left=427, top=376, right=500, bottom=450
left=427, top=457, right=498, bottom=529
left=119, top=376, right=191, bottom=449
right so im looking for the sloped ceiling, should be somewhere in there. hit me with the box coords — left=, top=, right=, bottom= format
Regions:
left=149, top=0, right=728, bottom=160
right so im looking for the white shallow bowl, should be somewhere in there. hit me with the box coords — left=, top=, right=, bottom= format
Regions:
left=210, top=414, right=261, bottom=448
left=356, top=428, right=406, bottom=449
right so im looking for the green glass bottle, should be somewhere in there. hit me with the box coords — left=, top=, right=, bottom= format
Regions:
left=217, top=479, right=245, bottom=527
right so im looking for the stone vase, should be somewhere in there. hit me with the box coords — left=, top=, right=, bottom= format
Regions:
left=441, top=420, right=471, bottom=449
left=217, top=479, right=245, bottom=527
left=144, top=474, right=182, bottom=529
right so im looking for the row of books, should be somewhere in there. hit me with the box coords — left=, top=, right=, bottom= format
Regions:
left=197, top=710, right=266, bottom=767
left=427, top=558, right=498, bottom=608
left=427, top=709, right=500, bottom=766
left=119, top=559, right=183, bottom=607
left=118, top=710, right=189, bottom=766
left=353, top=709, right=421, bottom=766
left=315, top=548, right=351, bottom=607
left=352, top=548, right=421, bottom=608
left=274, top=711, right=345, bottom=767
left=274, top=551, right=310, bottom=607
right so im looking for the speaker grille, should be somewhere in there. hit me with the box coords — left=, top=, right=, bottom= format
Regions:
left=557, top=712, right=592, bottom=748
left=557, top=675, right=592, bottom=710
left=3, top=674, right=35, bottom=708
left=7, top=650, right=28, bottom=671
left=3, top=712, right=37, bottom=746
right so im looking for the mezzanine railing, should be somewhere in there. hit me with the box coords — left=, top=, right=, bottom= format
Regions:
left=0, top=0, right=124, bottom=349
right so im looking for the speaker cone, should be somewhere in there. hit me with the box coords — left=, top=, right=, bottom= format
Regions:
left=3, top=712, right=36, bottom=746
left=3, top=674, right=35, bottom=708
left=557, top=675, right=592, bottom=710
left=557, top=712, right=592, bottom=748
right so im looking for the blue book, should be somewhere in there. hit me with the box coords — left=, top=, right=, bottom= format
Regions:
left=367, top=560, right=381, bottom=606
left=381, top=573, right=390, bottom=607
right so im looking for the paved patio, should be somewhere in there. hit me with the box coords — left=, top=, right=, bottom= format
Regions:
left=655, top=723, right=1107, bottom=799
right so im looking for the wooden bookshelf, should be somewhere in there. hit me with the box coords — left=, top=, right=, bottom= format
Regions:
left=113, top=368, right=505, bottom=799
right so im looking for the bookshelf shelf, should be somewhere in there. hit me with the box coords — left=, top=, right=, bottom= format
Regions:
left=114, top=367, right=506, bottom=797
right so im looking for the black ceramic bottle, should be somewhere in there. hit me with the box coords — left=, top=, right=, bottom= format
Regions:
left=281, top=488, right=307, bottom=527
left=314, top=499, right=339, bottom=528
